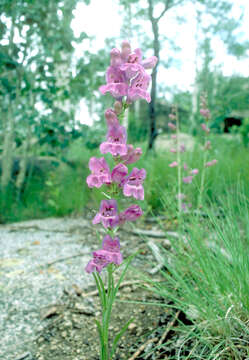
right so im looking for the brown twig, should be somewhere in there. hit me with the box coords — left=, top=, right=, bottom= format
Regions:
left=157, top=310, right=180, bottom=347
left=128, top=337, right=159, bottom=360
left=45, top=252, right=90, bottom=267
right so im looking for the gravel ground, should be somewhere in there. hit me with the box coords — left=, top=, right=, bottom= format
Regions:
left=0, top=217, right=94, bottom=360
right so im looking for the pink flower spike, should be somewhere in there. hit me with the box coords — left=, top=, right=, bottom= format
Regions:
left=92, top=199, right=119, bottom=228
left=105, top=108, right=119, bottom=127
left=111, top=163, right=128, bottom=183
left=86, top=157, right=111, bottom=188
left=205, top=159, right=218, bottom=167
left=191, top=169, right=199, bottom=175
left=170, top=148, right=176, bottom=153
left=100, top=124, right=128, bottom=157
left=168, top=122, right=176, bottom=130
left=102, top=235, right=123, bottom=265
left=180, top=144, right=186, bottom=153
left=201, top=123, right=210, bottom=134
left=183, top=176, right=193, bottom=184
left=169, top=161, right=178, bottom=168
left=123, top=167, right=146, bottom=200
left=200, top=108, right=210, bottom=119
left=120, top=144, right=142, bottom=165
left=205, top=140, right=211, bottom=150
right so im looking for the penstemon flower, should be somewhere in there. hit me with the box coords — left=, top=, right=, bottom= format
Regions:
left=85, top=41, right=157, bottom=360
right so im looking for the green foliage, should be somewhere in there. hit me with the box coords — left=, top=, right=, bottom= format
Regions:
left=239, top=117, right=249, bottom=147
left=147, top=192, right=249, bottom=358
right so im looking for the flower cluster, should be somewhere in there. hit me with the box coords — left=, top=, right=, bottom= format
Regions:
left=99, top=41, right=157, bottom=104
left=85, top=41, right=157, bottom=273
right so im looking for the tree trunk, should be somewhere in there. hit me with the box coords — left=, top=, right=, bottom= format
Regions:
left=148, top=20, right=160, bottom=151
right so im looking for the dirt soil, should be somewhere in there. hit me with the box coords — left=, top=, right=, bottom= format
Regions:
left=0, top=216, right=182, bottom=360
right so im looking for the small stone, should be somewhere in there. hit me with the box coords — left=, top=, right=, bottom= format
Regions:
left=61, top=331, right=67, bottom=338
left=128, top=322, right=137, bottom=333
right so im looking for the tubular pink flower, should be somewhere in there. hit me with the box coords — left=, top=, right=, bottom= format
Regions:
left=111, top=163, right=128, bottom=183
left=170, top=148, right=176, bottom=153
left=171, top=134, right=177, bottom=139
left=120, top=144, right=142, bottom=165
left=122, top=168, right=146, bottom=200
left=183, top=176, right=193, bottom=184
left=86, top=157, right=111, bottom=188
left=169, top=161, right=178, bottom=168
left=85, top=252, right=112, bottom=273
left=93, top=199, right=119, bottom=228
left=191, top=169, right=199, bottom=175
left=105, top=109, right=120, bottom=127
left=100, top=124, right=128, bottom=156
left=201, top=123, right=210, bottom=134
left=168, top=122, right=176, bottom=130
left=126, top=71, right=151, bottom=103
left=183, top=163, right=188, bottom=171
left=205, top=159, right=218, bottom=167
left=169, top=114, right=176, bottom=120
left=176, top=193, right=186, bottom=200
left=101, top=235, right=123, bottom=265
left=119, top=204, right=143, bottom=225
left=200, top=108, right=210, bottom=119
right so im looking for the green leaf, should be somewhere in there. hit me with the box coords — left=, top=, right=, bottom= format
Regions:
left=110, top=317, right=134, bottom=358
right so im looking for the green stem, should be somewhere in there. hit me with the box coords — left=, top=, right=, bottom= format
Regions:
left=176, top=109, right=182, bottom=215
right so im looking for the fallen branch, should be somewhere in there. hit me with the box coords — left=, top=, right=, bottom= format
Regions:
left=123, top=228, right=179, bottom=239
left=128, top=337, right=159, bottom=360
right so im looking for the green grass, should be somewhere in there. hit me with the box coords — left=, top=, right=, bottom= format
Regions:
left=144, top=189, right=249, bottom=359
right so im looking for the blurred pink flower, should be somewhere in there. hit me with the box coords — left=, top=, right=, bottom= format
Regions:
left=205, top=159, right=218, bottom=167
left=183, top=176, right=193, bottom=184
left=201, top=123, right=210, bottom=134
left=168, top=122, right=176, bottom=130
left=169, top=161, right=178, bottom=168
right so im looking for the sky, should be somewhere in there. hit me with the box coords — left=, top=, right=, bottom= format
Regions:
left=71, top=0, right=249, bottom=125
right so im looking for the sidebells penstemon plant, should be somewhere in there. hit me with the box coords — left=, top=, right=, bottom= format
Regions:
left=85, top=41, right=157, bottom=360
